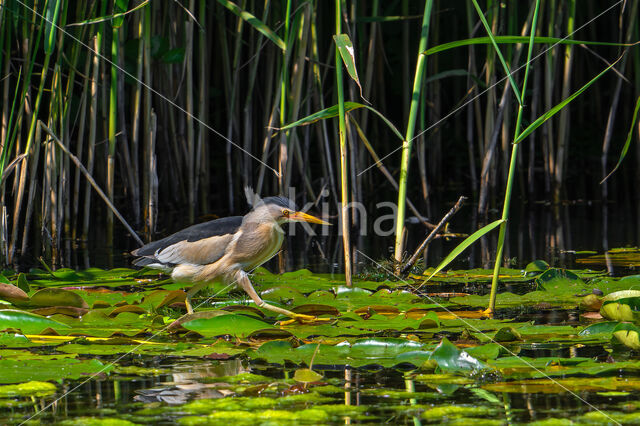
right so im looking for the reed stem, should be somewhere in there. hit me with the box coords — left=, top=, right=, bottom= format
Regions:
left=486, top=0, right=541, bottom=314
left=335, top=0, right=352, bottom=286
left=393, top=0, right=433, bottom=265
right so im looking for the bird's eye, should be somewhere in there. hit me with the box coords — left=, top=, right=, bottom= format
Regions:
left=282, top=209, right=290, bottom=217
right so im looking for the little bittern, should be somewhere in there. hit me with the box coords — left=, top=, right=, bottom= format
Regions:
left=131, top=196, right=329, bottom=320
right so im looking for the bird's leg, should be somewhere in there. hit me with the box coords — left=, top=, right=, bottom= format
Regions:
left=234, top=270, right=316, bottom=322
left=184, top=297, right=194, bottom=315
left=184, top=282, right=208, bottom=314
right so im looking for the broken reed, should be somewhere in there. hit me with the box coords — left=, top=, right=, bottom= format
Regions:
left=0, top=1, right=638, bottom=275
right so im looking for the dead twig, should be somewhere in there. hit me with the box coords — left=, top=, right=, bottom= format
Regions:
left=400, top=196, right=467, bottom=275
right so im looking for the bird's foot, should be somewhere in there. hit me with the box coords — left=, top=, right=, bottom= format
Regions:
left=278, top=313, right=332, bottom=326
left=481, top=307, right=494, bottom=318
left=256, top=301, right=331, bottom=324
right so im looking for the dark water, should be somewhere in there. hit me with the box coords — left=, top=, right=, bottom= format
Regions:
left=39, top=199, right=639, bottom=276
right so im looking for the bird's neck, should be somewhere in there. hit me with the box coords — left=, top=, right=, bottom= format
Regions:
left=242, top=212, right=285, bottom=234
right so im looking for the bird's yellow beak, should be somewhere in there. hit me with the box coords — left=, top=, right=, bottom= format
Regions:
left=289, top=211, right=331, bottom=225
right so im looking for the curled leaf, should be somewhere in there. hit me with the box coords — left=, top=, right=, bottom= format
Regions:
left=0, top=283, right=29, bottom=305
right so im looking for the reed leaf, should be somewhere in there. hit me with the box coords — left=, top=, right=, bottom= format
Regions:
left=601, top=95, right=640, bottom=183
left=470, top=0, right=522, bottom=105
left=279, top=102, right=403, bottom=141
left=425, top=36, right=630, bottom=56
left=424, top=69, right=483, bottom=86
left=217, top=0, right=285, bottom=51
left=425, top=219, right=505, bottom=282
left=486, top=0, right=542, bottom=315
left=514, top=56, right=622, bottom=145
left=65, top=1, right=148, bottom=27
left=44, top=0, right=62, bottom=55
left=333, top=34, right=364, bottom=99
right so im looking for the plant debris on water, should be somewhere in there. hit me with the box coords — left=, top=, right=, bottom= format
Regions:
left=1, top=259, right=640, bottom=424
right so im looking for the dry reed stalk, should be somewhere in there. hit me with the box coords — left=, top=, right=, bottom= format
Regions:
left=129, top=9, right=143, bottom=227
left=601, top=0, right=638, bottom=199
left=197, top=0, right=207, bottom=213
left=71, top=30, right=94, bottom=241
left=83, top=35, right=100, bottom=242
left=142, top=3, right=152, bottom=239
left=554, top=0, right=575, bottom=203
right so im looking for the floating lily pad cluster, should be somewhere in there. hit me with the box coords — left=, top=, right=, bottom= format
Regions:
left=1, top=262, right=640, bottom=424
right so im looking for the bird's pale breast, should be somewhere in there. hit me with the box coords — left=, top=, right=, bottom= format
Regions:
left=234, top=222, right=284, bottom=270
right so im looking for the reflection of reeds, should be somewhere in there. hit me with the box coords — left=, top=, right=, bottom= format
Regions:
left=0, top=1, right=637, bottom=277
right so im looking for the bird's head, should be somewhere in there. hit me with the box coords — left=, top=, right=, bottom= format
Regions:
left=252, top=196, right=330, bottom=226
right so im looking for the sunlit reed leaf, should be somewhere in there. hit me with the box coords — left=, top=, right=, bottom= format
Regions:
left=217, top=0, right=285, bottom=51
left=66, top=1, right=148, bottom=27
left=514, top=55, right=622, bottom=145
left=113, top=0, right=130, bottom=28
left=485, top=0, right=541, bottom=315
left=469, top=0, right=522, bottom=105
left=333, top=34, right=365, bottom=100
left=425, top=219, right=505, bottom=282
left=44, top=0, right=62, bottom=55
left=279, top=102, right=404, bottom=141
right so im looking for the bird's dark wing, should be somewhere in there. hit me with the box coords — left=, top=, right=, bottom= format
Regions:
left=132, top=216, right=242, bottom=267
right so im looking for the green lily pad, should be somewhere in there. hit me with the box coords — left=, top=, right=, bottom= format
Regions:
left=0, top=309, right=71, bottom=334
left=0, top=358, right=113, bottom=384
left=249, top=338, right=430, bottom=367
left=28, top=288, right=89, bottom=308
left=578, top=321, right=620, bottom=336
left=525, top=260, right=550, bottom=274
left=464, top=343, right=504, bottom=360
left=419, top=267, right=531, bottom=284
left=429, top=338, right=486, bottom=373
left=50, top=310, right=156, bottom=337
left=493, top=326, right=522, bottom=342
left=182, top=313, right=276, bottom=338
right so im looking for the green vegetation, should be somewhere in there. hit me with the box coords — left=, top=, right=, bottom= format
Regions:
left=0, top=262, right=638, bottom=422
